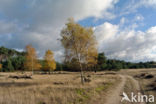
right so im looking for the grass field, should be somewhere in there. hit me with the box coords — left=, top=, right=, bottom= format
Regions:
left=0, top=69, right=156, bottom=104
left=0, top=71, right=121, bottom=104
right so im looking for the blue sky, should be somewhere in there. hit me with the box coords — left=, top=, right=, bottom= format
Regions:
left=78, top=0, right=156, bottom=32
left=0, top=0, right=156, bottom=62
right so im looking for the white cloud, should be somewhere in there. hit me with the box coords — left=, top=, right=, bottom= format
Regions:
left=117, top=0, right=156, bottom=17
left=141, top=0, right=156, bottom=7
left=135, top=14, right=144, bottom=21
left=95, top=22, right=118, bottom=45
left=1, top=0, right=156, bottom=62
left=95, top=22, right=156, bottom=62
left=0, top=0, right=118, bottom=61
left=120, top=17, right=126, bottom=25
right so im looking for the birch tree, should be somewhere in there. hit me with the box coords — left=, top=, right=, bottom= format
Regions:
left=0, top=64, right=2, bottom=72
left=44, top=50, right=56, bottom=74
left=60, top=18, right=98, bottom=84
left=24, top=45, right=41, bottom=74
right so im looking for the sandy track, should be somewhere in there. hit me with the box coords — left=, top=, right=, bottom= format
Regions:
left=104, top=74, right=145, bottom=104
left=104, top=75, right=126, bottom=104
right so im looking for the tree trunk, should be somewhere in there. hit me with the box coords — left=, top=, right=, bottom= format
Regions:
left=49, top=70, right=51, bottom=74
left=79, top=62, right=84, bottom=85
left=31, top=57, right=34, bottom=75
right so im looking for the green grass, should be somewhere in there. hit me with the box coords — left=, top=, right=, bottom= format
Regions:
left=76, top=88, right=90, bottom=99
left=95, top=83, right=112, bottom=92
left=74, top=82, right=113, bottom=103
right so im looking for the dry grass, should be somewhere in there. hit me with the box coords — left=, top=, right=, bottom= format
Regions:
left=0, top=72, right=121, bottom=104
left=121, top=68, right=156, bottom=104
left=1, top=69, right=156, bottom=104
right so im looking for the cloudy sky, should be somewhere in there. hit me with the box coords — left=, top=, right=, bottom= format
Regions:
left=0, top=0, right=156, bottom=62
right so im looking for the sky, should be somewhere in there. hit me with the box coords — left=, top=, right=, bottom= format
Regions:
left=0, top=0, right=156, bottom=62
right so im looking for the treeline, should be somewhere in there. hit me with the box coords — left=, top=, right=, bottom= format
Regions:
left=0, top=46, right=155, bottom=72
left=58, top=53, right=156, bottom=71
left=0, top=46, right=56, bottom=72
left=0, top=46, right=26, bottom=71
left=97, top=53, right=155, bottom=70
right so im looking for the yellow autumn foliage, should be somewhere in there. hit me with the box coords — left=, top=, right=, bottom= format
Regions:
left=24, top=45, right=41, bottom=73
left=44, top=50, right=56, bottom=72
left=60, top=18, right=98, bottom=84
left=61, top=18, right=98, bottom=69
left=0, top=64, right=2, bottom=71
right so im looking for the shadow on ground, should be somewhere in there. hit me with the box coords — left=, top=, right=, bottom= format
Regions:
left=0, top=82, right=37, bottom=87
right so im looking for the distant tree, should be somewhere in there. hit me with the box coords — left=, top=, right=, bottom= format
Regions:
left=112, top=62, right=122, bottom=71
left=97, top=53, right=107, bottom=70
left=86, top=45, right=98, bottom=70
left=11, top=56, right=26, bottom=71
left=6, top=59, right=14, bottom=71
left=43, top=50, right=56, bottom=74
left=67, top=58, right=80, bottom=71
left=60, top=18, right=98, bottom=84
left=0, top=63, right=2, bottom=72
left=24, top=45, right=41, bottom=74
left=0, top=46, right=25, bottom=62
left=0, top=46, right=9, bottom=62
left=56, top=62, right=63, bottom=71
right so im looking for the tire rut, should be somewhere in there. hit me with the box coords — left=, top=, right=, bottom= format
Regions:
left=104, top=75, right=126, bottom=104
left=104, top=74, right=146, bottom=104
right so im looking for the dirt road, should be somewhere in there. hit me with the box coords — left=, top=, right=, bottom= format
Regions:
left=104, top=74, right=145, bottom=104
